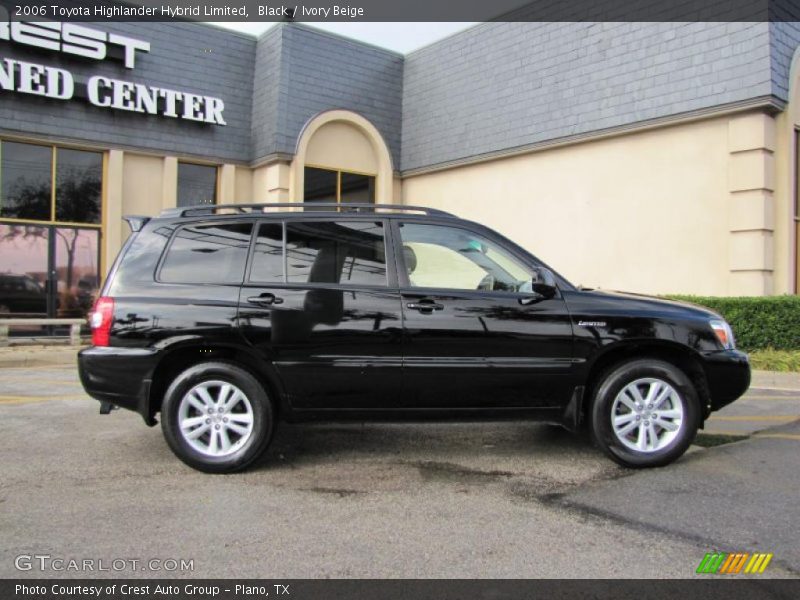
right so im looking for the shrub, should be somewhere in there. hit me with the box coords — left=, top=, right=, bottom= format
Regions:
left=664, top=295, right=800, bottom=351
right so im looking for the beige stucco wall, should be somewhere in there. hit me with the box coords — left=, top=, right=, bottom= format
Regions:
left=94, top=108, right=795, bottom=297
left=305, top=121, right=378, bottom=174
left=773, top=50, right=800, bottom=295
left=115, top=153, right=165, bottom=256
left=403, top=115, right=778, bottom=297
left=234, top=166, right=254, bottom=203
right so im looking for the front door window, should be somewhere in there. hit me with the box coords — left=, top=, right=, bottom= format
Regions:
left=397, top=222, right=534, bottom=293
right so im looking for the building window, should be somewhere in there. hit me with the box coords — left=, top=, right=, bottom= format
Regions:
left=177, top=162, right=218, bottom=208
left=0, top=139, right=102, bottom=321
left=304, top=166, right=375, bottom=207
left=0, top=141, right=102, bottom=224
left=56, top=149, right=102, bottom=224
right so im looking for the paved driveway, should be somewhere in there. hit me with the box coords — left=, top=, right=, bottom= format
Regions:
left=0, top=362, right=798, bottom=578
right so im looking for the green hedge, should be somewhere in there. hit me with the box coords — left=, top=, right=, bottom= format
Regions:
left=665, top=295, right=800, bottom=351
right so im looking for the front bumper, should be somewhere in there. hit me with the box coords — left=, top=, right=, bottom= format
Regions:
left=77, top=346, right=159, bottom=425
left=702, top=349, right=751, bottom=412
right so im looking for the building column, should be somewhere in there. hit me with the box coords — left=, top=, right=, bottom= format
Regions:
left=218, top=164, right=236, bottom=204
left=162, top=156, right=178, bottom=210
left=253, top=161, right=291, bottom=203
left=103, top=149, right=124, bottom=278
left=728, top=113, right=776, bottom=295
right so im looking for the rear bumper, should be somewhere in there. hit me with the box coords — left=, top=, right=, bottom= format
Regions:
left=702, top=349, right=751, bottom=412
left=77, top=346, right=159, bottom=425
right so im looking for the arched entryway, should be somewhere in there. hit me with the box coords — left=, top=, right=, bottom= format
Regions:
left=290, top=110, right=394, bottom=206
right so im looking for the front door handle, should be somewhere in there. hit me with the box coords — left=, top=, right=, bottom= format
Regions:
left=247, top=293, right=283, bottom=306
left=406, top=300, right=444, bottom=313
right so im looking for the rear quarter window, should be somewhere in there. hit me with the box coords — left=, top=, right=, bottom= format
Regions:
left=160, top=222, right=253, bottom=284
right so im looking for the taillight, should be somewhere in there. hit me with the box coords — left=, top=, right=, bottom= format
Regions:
left=90, top=297, right=115, bottom=347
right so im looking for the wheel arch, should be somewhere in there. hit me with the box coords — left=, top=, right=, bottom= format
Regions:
left=578, top=340, right=711, bottom=428
left=146, top=343, right=287, bottom=423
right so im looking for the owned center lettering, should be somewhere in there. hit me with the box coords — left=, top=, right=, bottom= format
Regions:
left=0, top=13, right=227, bottom=125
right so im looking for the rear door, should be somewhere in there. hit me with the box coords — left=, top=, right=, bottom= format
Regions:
left=395, top=220, right=575, bottom=409
left=238, top=218, right=403, bottom=410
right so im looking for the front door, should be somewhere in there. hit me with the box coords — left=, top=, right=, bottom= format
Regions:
left=395, top=220, right=575, bottom=410
left=238, top=218, right=403, bottom=410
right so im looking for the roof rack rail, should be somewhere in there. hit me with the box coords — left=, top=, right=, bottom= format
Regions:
left=160, top=202, right=456, bottom=219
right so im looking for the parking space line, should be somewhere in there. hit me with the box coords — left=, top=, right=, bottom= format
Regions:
left=0, top=377, right=80, bottom=385
left=753, top=433, right=800, bottom=441
left=710, top=415, right=799, bottom=422
left=697, top=430, right=800, bottom=442
left=0, top=395, right=87, bottom=405
left=741, top=395, right=800, bottom=401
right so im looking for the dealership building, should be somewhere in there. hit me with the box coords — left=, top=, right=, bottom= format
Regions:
left=2, top=19, right=800, bottom=319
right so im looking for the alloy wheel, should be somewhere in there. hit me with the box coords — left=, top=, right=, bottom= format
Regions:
left=177, top=380, right=254, bottom=457
left=610, top=377, right=684, bottom=453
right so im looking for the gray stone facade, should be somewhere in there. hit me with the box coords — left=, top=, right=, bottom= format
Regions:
left=0, top=22, right=256, bottom=163
left=401, top=22, right=777, bottom=172
left=251, top=24, right=403, bottom=168
left=1, top=21, right=799, bottom=171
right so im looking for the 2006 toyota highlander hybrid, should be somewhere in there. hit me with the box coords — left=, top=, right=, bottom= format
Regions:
left=78, top=203, right=750, bottom=473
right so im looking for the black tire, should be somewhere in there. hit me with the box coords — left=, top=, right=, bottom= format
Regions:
left=590, top=359, right=699, bottom=468
left=160, top=361, right=274, bottom=473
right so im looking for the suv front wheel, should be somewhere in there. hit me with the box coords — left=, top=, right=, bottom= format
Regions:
left=160, top=361, right=274, bottom=473
left=590, top=359, right=699, bottom=468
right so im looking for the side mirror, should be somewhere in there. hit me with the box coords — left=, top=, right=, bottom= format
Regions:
left=531, top=267, right=557, bottom=299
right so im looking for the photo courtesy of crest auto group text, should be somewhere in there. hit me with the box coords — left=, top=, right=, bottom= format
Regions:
left=0, top=0, right=799, bottom=598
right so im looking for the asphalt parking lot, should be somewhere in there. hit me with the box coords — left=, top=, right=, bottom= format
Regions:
left=1, top=353, right=799, bottom=579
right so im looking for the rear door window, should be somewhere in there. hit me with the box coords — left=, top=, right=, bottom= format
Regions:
left=249, top=222, right=284, bottom=283
left=286, top=221, right=387, bottom=287
left=160, top=222, right=253, bottom=284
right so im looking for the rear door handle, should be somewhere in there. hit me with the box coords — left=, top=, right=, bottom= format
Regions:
left=247, top=293, right=283, bottom=306
left=406, top=300, right=444, bottom=313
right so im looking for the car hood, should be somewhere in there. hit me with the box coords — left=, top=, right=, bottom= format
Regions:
left=568, top=288, right=722, bottom=321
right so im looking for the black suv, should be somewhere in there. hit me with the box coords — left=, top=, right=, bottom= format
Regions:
left=78, top=203, right=750, bottom=473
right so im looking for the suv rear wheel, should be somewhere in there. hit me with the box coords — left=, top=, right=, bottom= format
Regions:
left=160, top=361, right=274, bottom=473
left=590, top=359, right=699, bottom=468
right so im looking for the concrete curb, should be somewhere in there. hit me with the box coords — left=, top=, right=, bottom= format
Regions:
left=750, top=370, right=800, bottom=391
left=0, top=346, right=82, bottom=368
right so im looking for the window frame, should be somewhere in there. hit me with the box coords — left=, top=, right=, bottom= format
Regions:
left=391, top=218, right=551, bottom=297
left=155, top=219, right=256, bottom=285
left=243, top=216, right=397, bottom=290
left=0, top=139, right=104, bottom=228
left=303, top=164, right=377, bottom=206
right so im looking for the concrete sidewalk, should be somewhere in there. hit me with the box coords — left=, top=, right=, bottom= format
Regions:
left=0, top=345, right=83, bottom=368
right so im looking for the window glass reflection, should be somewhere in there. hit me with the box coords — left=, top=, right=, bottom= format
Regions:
left=0, top=142, right=52, bottom=221
left=250, top=223, right=284, bottom=282
left=54, top=228, right=100, bottom=318
left=177, top=163, right=218, bottom=207
left=56, top=149, right=102, bottom=224
left=0, top=223, right=49, bottom=316
left=304, top=167, right=338, bottom=209
left=160, top=223, right=252, bottom=284
left=286, top=221, right=386, bottom=286
left=340, top=172, right=375, bottom=203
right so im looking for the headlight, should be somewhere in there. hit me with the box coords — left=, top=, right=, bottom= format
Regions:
left=709, top=319, right=735, bottom=350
